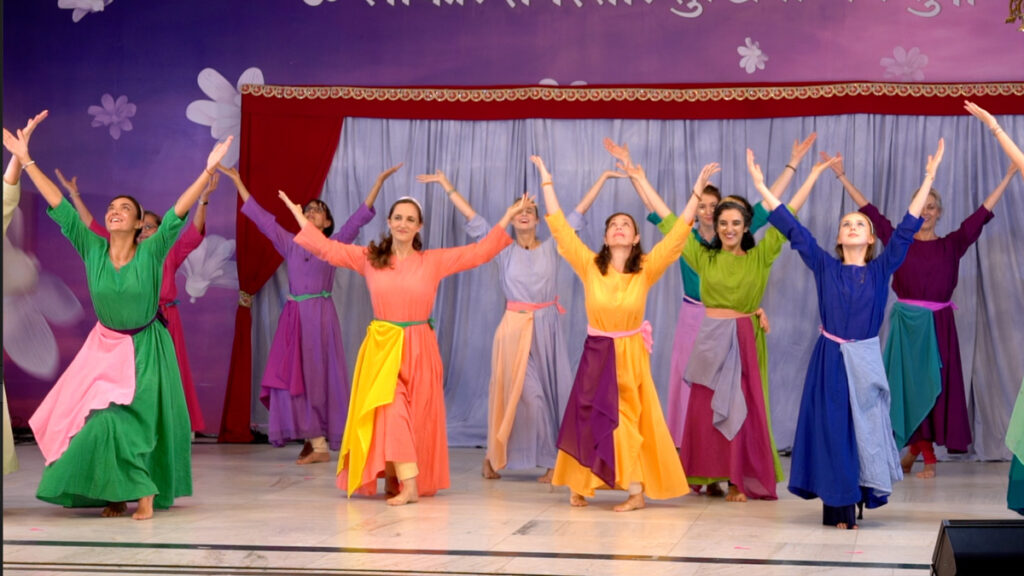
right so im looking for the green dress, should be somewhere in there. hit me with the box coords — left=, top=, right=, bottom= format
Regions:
left=36, top=200, right=192, bottom=509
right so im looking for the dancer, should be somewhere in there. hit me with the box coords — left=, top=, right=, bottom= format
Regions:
left=3, top=110, right=48, bottom=476
left=1007, top=378, right=1024, bottom=516
left=824, top=142, right=1017, bottom=479
left=221, top=163, right=394, bottom=463
left=669, top=152, right=836, bottom=502
left=280, top=176, right=532, bottom=505
left=428, top=169, right=622, bottom=482
left=3, top=121, right=231, bottom=520
left=55, top=168, right=220, bottom=433
left=603, top=135, right=816, bottom=486
left=965, top=100, right=1024, bottom=173
left=759, top=140, right=943, bottom=528
left=532, top=154, right=698, bottom=512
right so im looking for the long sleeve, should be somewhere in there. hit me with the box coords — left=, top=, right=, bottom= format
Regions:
left=88, top=218, right=110, bottom=239
left=465, top=214, right=490, bottom=240
left=166, top=223, right=205, bottom=273
left=3, top=179, right=19, bottom=236
left=768, top=204, right=828, bottom=275
left=655, top=212, right=677, bottom=237
left=435, top=224, right=513, bottom=278
left=46, top=199, right=106, bottom=261
left=642, top=211, right=691, bottom=284
left=546, top=210, right=594, bottom=280
left=859, top=203, right=895, bottom=246
left=241, top=198, right=295, bottom=257
left=294, top=222, right=368, bottom=274
left=947, top=205, right=994, bottom=260
left=331, top=203, right=376, bottom=244
left=143, top=207, right=188, bottom=264
left=878, top=212, right=924, bottom=277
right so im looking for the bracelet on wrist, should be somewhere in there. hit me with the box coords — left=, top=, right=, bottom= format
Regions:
left=446, top=188, right=456, bottom=195
left=785, top=164, right=796, bottom=172
left=541, top=180, right=553, bottom=187
left=200, top=200, right=210, bottom=206
left=835, top=172, right=845, bottom=180
left=204, top=166, right=215, bottom=176
left=22, top=160, right=36, bottom=170
left=991, top=126, right=1004, bottom=136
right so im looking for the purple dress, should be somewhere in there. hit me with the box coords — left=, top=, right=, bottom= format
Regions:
left=467, top=213, right=582, bottom=469
left=861, top=204, right=993, bottom=453
left=242, top=199, right=375, bottom=449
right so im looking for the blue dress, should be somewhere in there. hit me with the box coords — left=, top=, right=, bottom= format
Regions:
left=769, top=206, right=921, bottom=511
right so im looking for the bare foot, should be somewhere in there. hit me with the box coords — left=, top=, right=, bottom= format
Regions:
left=613, top=493, right=645, bottom=512
left=298, top=441, right=313, bottom=460
left=132, top=496, right=154, bottom=521
left=836, top=522, right=859, bottom=530
left=536, top=468, right=553, bottom=483
left=569, top=492, right=588, bottom=507
left=706, top=483, right=726, bottom=497
left=385, top=475, right=400, bottom=498
left=916, top=463, right=936, bottom=479
left=901, top=451, right=916, bottom=474
left=296, top=451, right=330, bottom=465
left=481, top=459, right=501, bottom=479
left=386, top=478, right=418, bottom=506
left=101, top=502, right=127, bottom=518
left=725, top=485, right=748, bottom=502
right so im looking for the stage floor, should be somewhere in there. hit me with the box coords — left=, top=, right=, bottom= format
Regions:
left=2, top=441, right=1017, bottom=576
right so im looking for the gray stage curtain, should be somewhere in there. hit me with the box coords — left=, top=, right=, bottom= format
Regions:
left=249, top=114, right=1024, bottom=461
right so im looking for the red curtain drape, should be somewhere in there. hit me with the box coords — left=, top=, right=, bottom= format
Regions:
left=219, top=81, right=1022, bottom=441
left=218, top=100, right=343, bottom=442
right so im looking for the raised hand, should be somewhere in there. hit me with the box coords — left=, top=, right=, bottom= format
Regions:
left=206, top=136, right=234, bottom=172
left=1008, top=161, right=1021, bottom=179
left=820, top=151, right=845, bottom=178
left=789, top=132, right=817, bottom=166
left=746, top=150, right=767, bottom=191
left=964, top=100, right=999, bottom=131
left=416, top=169, right=453, bottom=192
left=617, top=160, right=646, bottom=182
left=601, top=169, right=628, bottom=181
left=216, top=164, right=240, bottom=182
left=21, top=110, right=49, bottom=145
left=2, top=129, right=31, bottom=163
left=694, top=162, right=722, bottom=195
left=378, top=162, right=404, bottom=182
left=925, top=138, right=945, bottom=178
left=810, top=155, right=840, bottom=176
left=603, top=138, right=633, bottom=168
left=278, top=189, right=305, bottom=221
left=54, top=169, right=79, bottom=196
left=530, top=155, right=552, bottom=181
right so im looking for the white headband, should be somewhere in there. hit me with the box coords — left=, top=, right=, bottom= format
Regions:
left=395, top=196, right=423, bottom=213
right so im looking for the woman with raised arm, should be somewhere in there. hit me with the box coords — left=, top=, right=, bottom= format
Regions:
left=424, top=169, right=622, bottom=482
left=3, top=122, right=231, bottom=520
left=54, top=169, right=220, bottom=434
left=603, top=135, right=815, bottom=492
left=221, top=164, right=392, bottom=464
left=533, top=154, right=697, bottom=512
left=825, top=141, right=1018, bottom=479
left=966, top=100, right=1024, bottom=173
left=676, top=152, right=836, bottom=502
left=3, top=110, right=48, bottom=476
left=280, top=176, right=529, bottom=506
left=759, top=141, right=943, bottom=529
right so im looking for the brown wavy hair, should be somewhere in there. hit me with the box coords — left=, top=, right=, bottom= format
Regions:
left=594, top=212, right=644, bottom=275
left=367, top=198, right=423, bottom=269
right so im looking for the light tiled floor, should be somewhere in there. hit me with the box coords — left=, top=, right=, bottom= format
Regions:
left=2, top=441, right=1017, bottom=575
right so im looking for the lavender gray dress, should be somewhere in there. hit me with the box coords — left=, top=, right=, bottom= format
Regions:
left=467, top=212, right=582, bottom=469
left=242, top=199, right=374, bottom=449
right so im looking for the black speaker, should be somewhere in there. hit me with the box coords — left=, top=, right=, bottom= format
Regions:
left=932, top=519, right=1024, bottom=575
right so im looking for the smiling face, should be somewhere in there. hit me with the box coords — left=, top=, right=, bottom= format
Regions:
left=387, top=200, right=423, bottom=245
left=716, top=207, right=748, bottom=252
left=512, top=202, right=539, bottom=233
left=303, top=200, right=333, bottom=233
left=919, top=190, right=942, bottom=233
left=604, top=213, right=639, bottom=249
left=697, top=191, right=720, bottom=228
left=105, top=195, right=142, bottom=237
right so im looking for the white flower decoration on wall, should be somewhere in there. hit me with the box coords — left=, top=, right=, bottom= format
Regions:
left=539, top=79, right=588, bottom=87
left=737, top=37, right=768, bottom=74
left=881, top=47, right=928, bottom=82
left=88, top=94, right=136, bottom=140
left=58, top=0, right=113, bottom=23
left=180, top=235, right=239, bottom=303
left=3, top=210, right=85, bottom=380
left=186, top=67, right=265, bottom=168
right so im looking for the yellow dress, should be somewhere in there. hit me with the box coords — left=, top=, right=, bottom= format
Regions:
left=547, top=210, right=689, bottom=500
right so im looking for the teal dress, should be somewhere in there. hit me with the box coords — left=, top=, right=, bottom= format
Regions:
left=36, top=200, right=192, bottom=509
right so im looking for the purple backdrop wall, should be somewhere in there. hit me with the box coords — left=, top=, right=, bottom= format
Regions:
left=3, top=1, right=1023, bottom=434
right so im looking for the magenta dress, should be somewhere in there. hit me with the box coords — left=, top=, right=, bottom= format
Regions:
left=89, top=219, right=206, bottom=432
left=860, top=204, right=993, bottom=453
left=242, top=199, right=374, bottom=449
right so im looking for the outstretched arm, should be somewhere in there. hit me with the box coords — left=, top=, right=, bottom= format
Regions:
left=217, top=164, right=250, bottom=203
left=787, top=155, right=840, bottom=215
left=908, top=139, right=945, bottom=218
left=2, top=111, right=59, bottom=206
left=496, top=193, right=536, bottom=229
left=966, top=100, right=1024, bottom=173
left=574, top=170, right=625, bottom=215
left=681, top=163, right=719, bottom=225
left=3, top=111, right=47, bottom=186
left=747, top=149, right=782, bottom=211
left=622, top=161, right=673, bottom=219
left=531, top=155, right=562, bottom=215
left=822, top=151, right=870, bottom=208
left=278, top=189, right=311, bottom=229
left=367, top=162, right=401, bottom=208
left=604, top=138, right=658, bottom=213
left=766, top=132, right=817, bottom=206
left=193, top=171, right=218, bottom=233
left=173, top=137, right=232, bottom=219
left=982, top=162, right=1019, bottom=212
left=418, top=169, right=477, bottom=221
left=54, top=169, right=97, bottom=227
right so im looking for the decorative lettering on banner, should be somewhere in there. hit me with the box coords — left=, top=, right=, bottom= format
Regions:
left=303, top=0, right=982, bottom=19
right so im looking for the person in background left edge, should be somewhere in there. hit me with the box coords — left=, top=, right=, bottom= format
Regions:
left=3, top=109, right=49, bottom=476
left=56, top=167, right=221, bottom=435
left=3, top=116, right=232, bottom=520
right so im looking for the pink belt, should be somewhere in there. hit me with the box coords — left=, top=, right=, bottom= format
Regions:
left=507, top=296, right=565, bottom=315
left=587, top=320, right=653, bottom=353
left=820, top=326, right=855, bottom=344
left=898, top=298, right=958, bottom=312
